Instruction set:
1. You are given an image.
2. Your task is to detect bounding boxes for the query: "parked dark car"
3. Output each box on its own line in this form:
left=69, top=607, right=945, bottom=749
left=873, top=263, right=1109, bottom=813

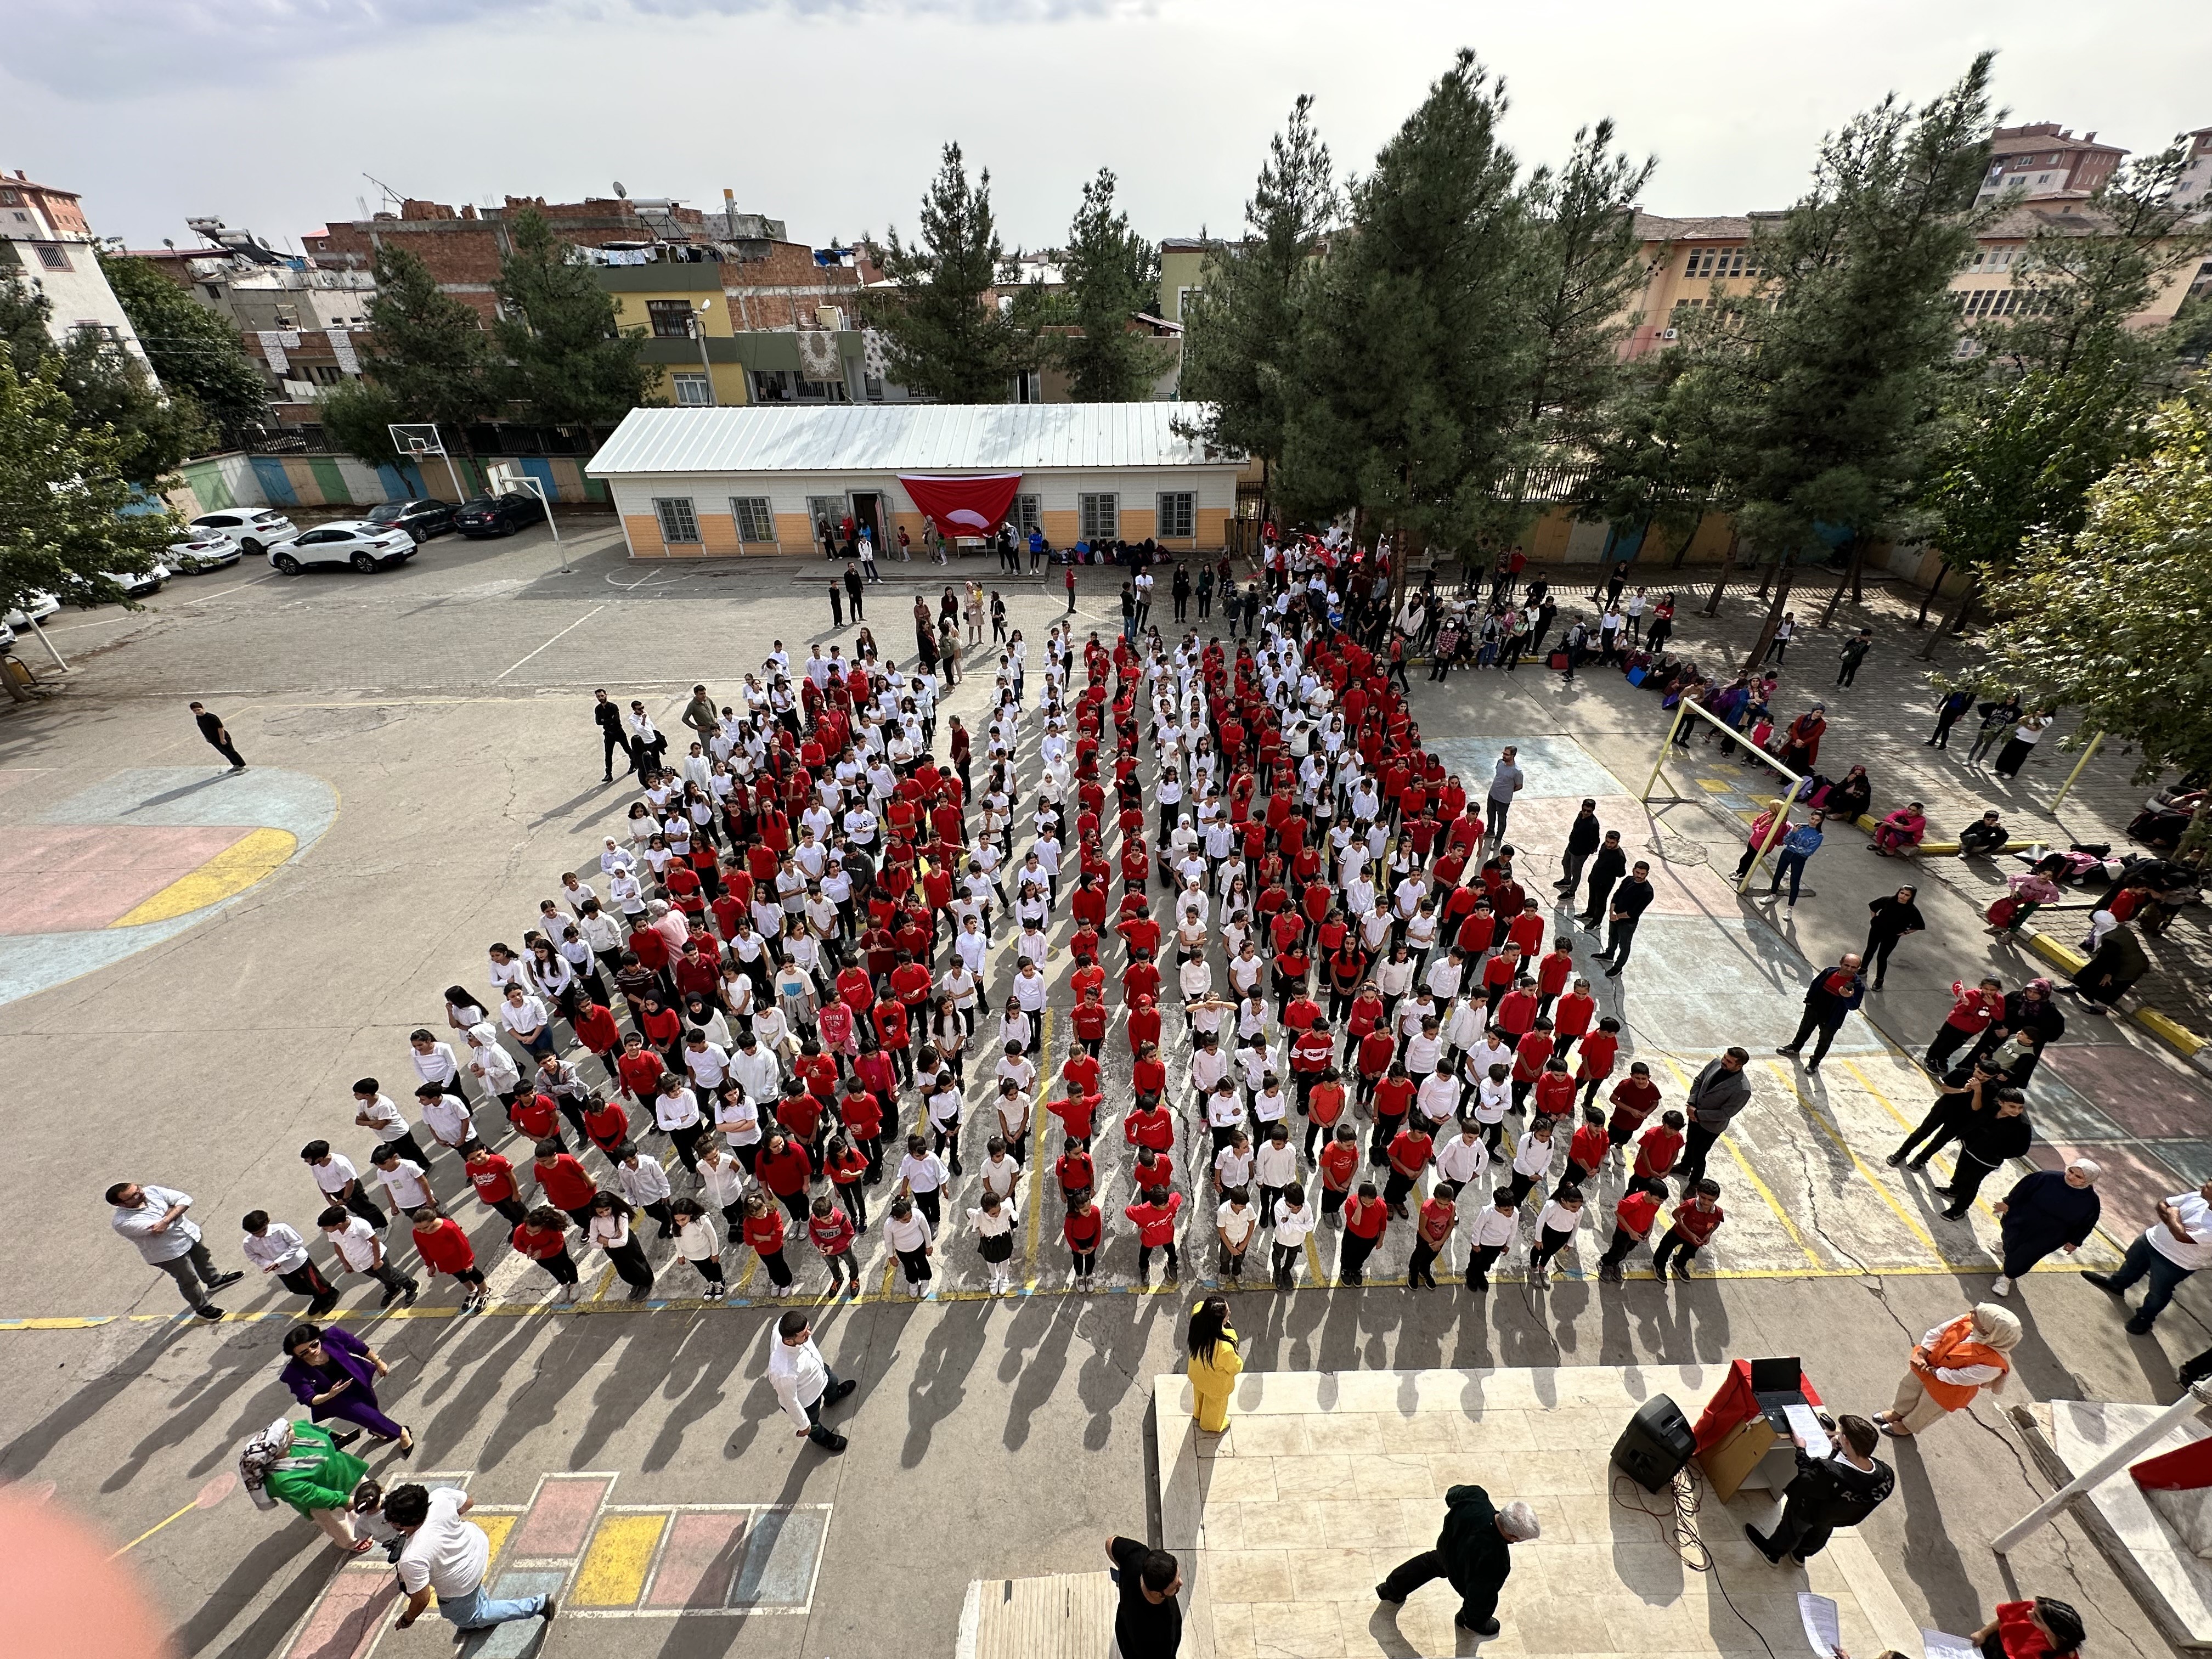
left=453, top=493, right=544, bottom=538
left=364, top=498, right=456, bottom=542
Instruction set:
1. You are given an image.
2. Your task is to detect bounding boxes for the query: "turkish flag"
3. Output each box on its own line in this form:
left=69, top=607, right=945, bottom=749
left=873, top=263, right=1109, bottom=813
left=898, top=473, right=1023, bottom=540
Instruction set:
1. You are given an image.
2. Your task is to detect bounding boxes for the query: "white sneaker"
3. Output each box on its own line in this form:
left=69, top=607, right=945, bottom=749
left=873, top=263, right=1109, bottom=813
left=1991, top=1275, right=2012, bottom=1297
left=562, top=1282, right=582, bottom=1302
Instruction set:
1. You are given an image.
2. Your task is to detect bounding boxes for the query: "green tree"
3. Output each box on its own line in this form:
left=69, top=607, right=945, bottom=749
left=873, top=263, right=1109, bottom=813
left=1571, top=309, right=1733, bottom=566
left=101, top=253, right=270, bottom=443
left=492, top=208, right=652, bottom=432
left=1506, top=120, right=1655, bottom=505
left=0, top=353, right=178, bottom=613
left=1972, top=397, right=2212, bottom=843
left=866, top=144, right=1030, bottom=403
left=2, top=272, right=205, bottom=486
left=1050, top=167, right=1170, bottom=402
left=1914, top=139, right=2212, bottom=653
left=1282, top=50, right=1531, bottom=558
left=1179, top=94, right=1339, bottom=523
left=354, top=242, right=493, bottom=450
left=1706, top=55, right=1996, bottom=647
left=314, top=376, right=408, bottom=471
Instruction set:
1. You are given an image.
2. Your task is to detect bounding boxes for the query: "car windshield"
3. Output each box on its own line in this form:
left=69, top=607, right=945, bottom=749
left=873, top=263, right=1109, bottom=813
left=459, top=498, right=496, bottom=512
left=365, top=503, right=405, bottom=523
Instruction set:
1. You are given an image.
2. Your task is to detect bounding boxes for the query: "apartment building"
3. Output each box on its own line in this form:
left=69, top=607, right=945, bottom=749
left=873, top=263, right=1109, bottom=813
left=0, top=168, right=150, bottom=363
left=2175, top=127, right=2212, bottom=222
left=1974, top=123, right=2127, bottom=207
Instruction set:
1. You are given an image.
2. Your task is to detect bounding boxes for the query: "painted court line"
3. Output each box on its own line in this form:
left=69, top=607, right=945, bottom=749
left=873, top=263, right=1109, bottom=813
left=494, top=605, right=605, bottom=682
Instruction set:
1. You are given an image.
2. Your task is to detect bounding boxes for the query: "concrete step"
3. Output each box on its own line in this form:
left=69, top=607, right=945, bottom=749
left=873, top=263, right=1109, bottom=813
left=960, top=1570, right=1117, bottom=1659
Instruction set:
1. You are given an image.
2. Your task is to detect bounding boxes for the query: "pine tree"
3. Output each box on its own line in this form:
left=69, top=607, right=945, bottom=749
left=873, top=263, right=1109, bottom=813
left=492, top=208, right=652, bottom=433
left=1506, top=121, right=1656, bottom=502
left=357, top=242, right=493, bottom=447
left=1180, top=94, right=1339, bottom=520
left=0, top=353, right=179, bottom=612
left=1706, top=55, right=1996, bottom=645
left=866, top=144, right=1028, bottom=403
left=102, top=253, right=271, bottom=443
left=1572, top=312, right=1733, bottom=566
left=1282, top=50, right=1531, bottom=557
left=1053, top=168, right=1170, bottom=402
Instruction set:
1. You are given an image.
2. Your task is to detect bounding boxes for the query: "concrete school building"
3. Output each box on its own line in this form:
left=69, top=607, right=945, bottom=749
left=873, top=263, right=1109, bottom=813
left=585, top=402, right=1243, bottom=559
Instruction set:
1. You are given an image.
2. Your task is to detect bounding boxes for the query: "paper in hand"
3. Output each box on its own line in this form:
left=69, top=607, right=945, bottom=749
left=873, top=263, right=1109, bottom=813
left=1785, top=1402, right=1832, bottom=1461
left=1799, top=1592, right=1842, bottom=1657
left=1923, top=1630, right=1979, bottom=1659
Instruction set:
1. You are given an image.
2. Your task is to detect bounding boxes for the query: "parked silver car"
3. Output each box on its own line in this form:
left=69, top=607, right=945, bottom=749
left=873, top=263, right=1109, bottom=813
left=167, top=533, right=242, bottom=573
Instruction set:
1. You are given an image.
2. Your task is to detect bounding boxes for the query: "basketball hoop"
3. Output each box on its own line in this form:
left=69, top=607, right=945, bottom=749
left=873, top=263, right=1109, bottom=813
left=386, top=422, right=466, bottom=506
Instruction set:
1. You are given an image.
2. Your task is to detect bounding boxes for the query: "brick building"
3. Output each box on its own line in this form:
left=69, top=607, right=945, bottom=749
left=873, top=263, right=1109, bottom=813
left=1973, top=123, right=2128, bottom=207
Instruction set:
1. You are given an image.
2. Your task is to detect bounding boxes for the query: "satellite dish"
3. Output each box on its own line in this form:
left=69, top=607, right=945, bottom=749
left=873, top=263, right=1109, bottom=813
left=613, top=182, right=628, bottom=198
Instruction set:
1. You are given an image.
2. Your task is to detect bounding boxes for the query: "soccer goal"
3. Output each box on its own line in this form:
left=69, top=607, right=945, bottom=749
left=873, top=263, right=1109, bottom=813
left=1637, top=694, right=1809, bottom=893
left=387, top=422, right=468, bottom=504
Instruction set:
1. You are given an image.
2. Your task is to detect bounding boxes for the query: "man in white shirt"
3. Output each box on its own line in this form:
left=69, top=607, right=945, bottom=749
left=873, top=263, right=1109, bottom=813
left=766, top=1309, right=860, bottom=1451
left=1434, top=1124, right=1492, bottom=1195
left=388, top=1484, right=554, bottom=1632
left=1466, top=1188, right=1520, bottom=1289
left=241, top=1211, right=338, bottom=1314
left=108, top=1181, right=240, bottom=1317
left=353, top=1078, right=435, bottom=1171
left=2086, top=1177, right=2212, bottom=1333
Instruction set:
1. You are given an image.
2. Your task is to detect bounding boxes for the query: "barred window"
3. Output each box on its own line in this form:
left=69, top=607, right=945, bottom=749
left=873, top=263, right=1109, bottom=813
left=730, top=496, right=776, bottom=543
left=1156, top=492, right=1196, bottom=539
left=654, top=498, right=701, bottom=544
left=1079, top=493, right=1118, bottom=540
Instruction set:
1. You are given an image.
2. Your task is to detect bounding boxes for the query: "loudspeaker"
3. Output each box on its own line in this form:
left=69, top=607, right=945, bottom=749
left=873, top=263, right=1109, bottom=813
left=1611, top=1393, right=1695, bottom=1493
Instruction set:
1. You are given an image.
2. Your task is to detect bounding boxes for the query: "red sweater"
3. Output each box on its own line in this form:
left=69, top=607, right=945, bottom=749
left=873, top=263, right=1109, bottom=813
left=533, top=1155, right=596, bottom=1211
left=755, top=1142, right=812, bottom=1197
left=1124, top=1192, right=1183, bottom=1246
left=1668, top=1201, right=1724, bottom=1245
left=413, top=1218, right=477, bottom=1274
left=743, top=1210, right=787, bottom=1255
left=1634, top=1125, right=1684, bottom=1178
left=1344, top=1196, right=1389, bottom=1241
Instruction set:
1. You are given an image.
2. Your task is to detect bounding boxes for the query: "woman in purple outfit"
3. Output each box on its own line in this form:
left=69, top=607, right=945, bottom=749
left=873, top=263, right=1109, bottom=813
left=279, top=1323, right=415, bottom=1455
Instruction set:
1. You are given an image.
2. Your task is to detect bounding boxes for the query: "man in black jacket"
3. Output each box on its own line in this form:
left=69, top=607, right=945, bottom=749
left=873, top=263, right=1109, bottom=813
left=1596, top=860, right=1655, bottom=977
left=842, top=562, right=865, bottom=620
left=1936, top=1088, right=2032, bottom=1218
left=592, top=690, right=626, bottom=782
left=1556, top=800, right=1604, bottom=896
left=1777, top=955, right=1865, bottom=1071
left=1746, top=1414, right=1893, bottom=1565
left=1578, top=831, right=1627, bottom=927
left=1376, top=1485, right=1538, bottom=1637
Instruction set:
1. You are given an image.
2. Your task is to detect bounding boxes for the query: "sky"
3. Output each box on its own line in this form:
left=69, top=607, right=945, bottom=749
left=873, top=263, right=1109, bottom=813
left=4, top=0, right=2209, bottom=256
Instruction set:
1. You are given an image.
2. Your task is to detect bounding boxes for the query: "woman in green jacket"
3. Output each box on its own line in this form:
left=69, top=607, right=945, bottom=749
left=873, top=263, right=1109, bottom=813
left=240, top=1416, right=373, bottom=1553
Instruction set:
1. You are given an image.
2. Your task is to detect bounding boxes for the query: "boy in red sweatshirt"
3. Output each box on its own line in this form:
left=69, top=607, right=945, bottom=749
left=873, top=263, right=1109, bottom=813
left=1597, top=1176, right=1669, bottom=1283
left=1652, top=1179, right=1724, bottom=1280
left=1634, top=1110, right=1687, bottom=1182
left=410, top=1201, right=489, bottom=1314
left=1566, top=1106, right=1611, bottom=1188
left=1124, top=1099, right=1175, bottom=1157
left=1575, top=1017, right=1622, bottom=1106
left=808, top=1193, right=860, bottom=1296
left=1339, top=1182, right=1389, bottom=1285
left=1124, top=1186, right=1183, bottom=1286
left=1535, top=938, right=1575, bottom=1018
left=1606, top=1062, right=1663, bottom=1162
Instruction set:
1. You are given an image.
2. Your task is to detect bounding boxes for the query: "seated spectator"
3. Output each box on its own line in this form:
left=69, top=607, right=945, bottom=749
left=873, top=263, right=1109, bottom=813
left=1958, top=810, right=2008, bottom=857
left=1870, top=802, right=1928, bottom=857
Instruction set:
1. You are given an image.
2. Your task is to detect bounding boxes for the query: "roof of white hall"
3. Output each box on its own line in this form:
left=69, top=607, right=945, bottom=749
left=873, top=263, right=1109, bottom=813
left=586, top=402, right=1235, bottom=477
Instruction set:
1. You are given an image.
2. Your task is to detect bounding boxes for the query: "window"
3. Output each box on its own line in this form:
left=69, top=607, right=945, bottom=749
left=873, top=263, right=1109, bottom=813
left=654, top=498, right=701, bottom=544
left=1079, top=493, right=1118, bottom=540
left=1156, top=492, right=1196, bottom=539
left=730, top=496, right=776, bottom=544
left=647, top=299, right=697, bottom=338
left=35, top=244, right=68, bottom=271
left=311, top=364, right=345, bottom=385
left=1176, top=285, right=1204, bottom=320
left=807, top=496, right=846, bottom=537
left=1011, top=494, right=1042, bottom=537
left=0, top=189, right=16, bottom=206
left=671, top=372, right=712, bottom=405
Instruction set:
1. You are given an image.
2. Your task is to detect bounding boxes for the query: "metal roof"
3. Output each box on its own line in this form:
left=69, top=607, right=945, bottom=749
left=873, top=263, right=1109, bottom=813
left=586, top=402, right=1233, bottom=477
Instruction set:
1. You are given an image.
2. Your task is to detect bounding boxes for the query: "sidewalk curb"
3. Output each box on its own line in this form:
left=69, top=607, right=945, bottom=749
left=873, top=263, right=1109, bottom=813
left=2019, top=926, right=2211, bottom=1066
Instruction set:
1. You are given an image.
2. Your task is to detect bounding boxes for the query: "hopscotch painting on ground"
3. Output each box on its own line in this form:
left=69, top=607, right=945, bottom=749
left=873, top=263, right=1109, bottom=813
left=277, top=1472, right=830, bottom=1659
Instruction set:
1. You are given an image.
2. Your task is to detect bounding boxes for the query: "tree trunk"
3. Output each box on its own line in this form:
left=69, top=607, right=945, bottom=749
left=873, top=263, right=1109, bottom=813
left=1912, top=558, right=1945, bottom=629
left=1756, top=549, right=1779, bottom=601
left=1745, top=566, right=1796, bottom=672
left=1851, top=541, right=1868, bottom=603
left=1701, top=524, right=1739, bottom=618
left=1917, top=567, right=1980, bottom=660
left=1819, top=537, right=1863, bottom=628
left=1671, top=511, right=1698, bottom=569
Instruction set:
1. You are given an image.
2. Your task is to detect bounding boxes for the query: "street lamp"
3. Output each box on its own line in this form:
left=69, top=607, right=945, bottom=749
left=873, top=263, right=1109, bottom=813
left=687, top=299, right=716, bottom=407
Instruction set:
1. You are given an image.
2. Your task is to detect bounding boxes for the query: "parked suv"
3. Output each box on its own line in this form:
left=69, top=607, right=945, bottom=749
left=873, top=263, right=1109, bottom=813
left=365, top=498, right=457, bottom=542
left=270, top=521, right=417, bottom=574
left=188, top=508, right=300, bottom=556
left=453, top=493, right=544, bottom=538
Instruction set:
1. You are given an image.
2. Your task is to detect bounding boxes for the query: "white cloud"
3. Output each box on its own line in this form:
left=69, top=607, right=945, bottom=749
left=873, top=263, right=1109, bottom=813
left=3, top=0, right=2205, bottom=258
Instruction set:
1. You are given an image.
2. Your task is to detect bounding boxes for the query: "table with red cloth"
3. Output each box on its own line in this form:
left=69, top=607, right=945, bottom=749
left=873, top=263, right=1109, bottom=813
left=1691, top=1358, right=1827, bottom=1455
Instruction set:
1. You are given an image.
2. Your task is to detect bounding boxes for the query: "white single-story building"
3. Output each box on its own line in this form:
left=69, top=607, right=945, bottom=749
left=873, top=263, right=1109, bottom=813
left=584, top=402, right=1244, bottom=558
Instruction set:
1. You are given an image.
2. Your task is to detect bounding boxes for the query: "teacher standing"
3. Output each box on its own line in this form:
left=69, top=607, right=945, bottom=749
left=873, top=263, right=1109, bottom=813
left=280, top=1322, right=415, bottom=1455
left=1186, top=1297, right=1242, bottom=1434
left=1990, top=1161, right=2101, bottom=1298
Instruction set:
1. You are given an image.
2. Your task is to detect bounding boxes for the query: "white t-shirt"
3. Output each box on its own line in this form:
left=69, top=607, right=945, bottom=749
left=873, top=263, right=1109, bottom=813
left=2148, top=1193, right=2212, bottom=1271
left=397, top=1488, right=488, bottom=1598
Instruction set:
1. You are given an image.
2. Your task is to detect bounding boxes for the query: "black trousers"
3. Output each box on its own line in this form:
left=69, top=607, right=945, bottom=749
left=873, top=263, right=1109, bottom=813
left=1678, top=1122, right=1720, bottom=1190
left=205, top=734, right=246, bottom=766
left=1784, top=1009, right=1842, bottom=1064
left=801, top=1367, right=848, bottom=1448
left=1600, top=917, right=1638, bottom=967
left=1894, top=1102, right=1960, bottom=1165
left=601, top=729, right=624, bottom=777
left=1752, top=1499, right=1836, bottom=1564
left=1466, top=1245, right=1505, bottom=1289
left=1378, top=1550, right=1500, bottom=1629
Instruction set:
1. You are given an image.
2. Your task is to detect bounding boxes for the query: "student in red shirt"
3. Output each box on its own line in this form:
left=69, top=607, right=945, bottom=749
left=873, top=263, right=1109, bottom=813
left=1305, top=1067, right=1347, bottom=1161
left=1049, top=1086, right=1100, bottom=1150
left=509, top=1088, right=562, bottom=1147
left=1606, top=1062, right=1662, bottom=1153
left=809, top=1193, right=861, bottom=1297
left=1510, top=1019, right=1556, bottom=1112
left=1535, top=939, right=1575, bottom=1015
left=1483, top=948, right=1523, bottom=1017
left=741, top=1190, right=795, bottom=1297
left=582, top=1095, right=630, bottom=1159
left=1384, top=1122, right=1434, bottom=1217
left=754, top=1129, right=814, bottom=1225
left=1550, top=979, right=1596, bottom=1059
left=1132, top=1040, right=1167, bottom=1102
left=1652, top=1179, right=1725, bottom=1279
left=1124, top=1186, right=1183, bottom=1286
left=1056, top=1137, right=1097, bottom=1201
left=1634, top=1110, right=1688, bottom=1182
left=1598, top=1176, right=1670, bottom=1282
left=1070, top=988, right=1109, bottom=1058
left=532, top=1139, right=599, bottom=1226
left=1576, top=1017, right=1623, bottom=1105
left=511, top=1207, right=583, bottom=1301
left=1124, top=1099, right=1175, bottom=1156
left=1355, top=1025, right=1396, bottom=1108
left=1533, top=1057, right=1578, bottom=1122
left=1126, top=993, right=1162, bottom=1054
left=1369, top=1063, right=1417, bottom=1166
left=823, top=1131, right=869, bottom=1228
left=572, top=1002, right=624, bottom=1086
left=1566, top=1106, right=1611, bottom=1187
left=410, top=1201, right=489, bottom=1314
left=465, top=1144, right=527, bottom=1224
left=1064, top=1195, right=1104, bottom=1289
left=1339, top=1182, right=1389, bottom=1285
left=1406, top=1182, right=1459, bottom=1289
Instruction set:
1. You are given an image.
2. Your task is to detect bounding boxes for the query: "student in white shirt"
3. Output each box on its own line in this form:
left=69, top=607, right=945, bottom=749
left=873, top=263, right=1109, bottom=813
left=896, top=1134, right=950, bottom=1229
left=1271, top=1183, right=1314, bottom=1289
left=353, top=1080, right=435, bottom=1172
left=884, top=1195, right=935, bottom=1297
left=318, top=1205, right=417, bottom=1306
left=370, top=1148, right=434, bottom=1213
left=969, top=1190, right=1019, bottom=1293
left=1509, top=1117, right=1558, bottom=1207
left=1252, top=1122, right=1299, bottom=1220
left=1435, top=1123, right=1492, bottom=1195
left=1217, top=1190, right=1257, bottom=1282
left=1214, top=1131, right=1255, bottom=1198
left=1466, top=1187, right=1520, bottom=1290
left=241, top=1210, right=338, bottom=1313
left=1529, top=1187, right=1587, bottom=1284
left=667, top=1197, right=726, bottom=1297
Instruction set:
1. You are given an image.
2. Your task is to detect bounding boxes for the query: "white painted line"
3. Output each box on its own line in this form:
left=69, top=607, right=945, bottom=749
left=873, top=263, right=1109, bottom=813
left=494, top=605, right=606, bottom=682
left=181, top=572, right=280, bottom=604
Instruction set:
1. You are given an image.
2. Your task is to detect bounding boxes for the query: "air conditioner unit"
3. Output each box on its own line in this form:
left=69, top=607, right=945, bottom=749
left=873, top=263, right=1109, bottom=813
left=1657, top=328, right=1679, bottom=341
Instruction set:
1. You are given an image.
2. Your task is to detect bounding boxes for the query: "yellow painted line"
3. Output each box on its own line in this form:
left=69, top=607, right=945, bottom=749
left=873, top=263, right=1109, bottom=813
left=1839, top=1059, right=1999, bottom=1227
left=1023, top=1007, right=1054, bottom=1283
left=1695, top=779, right=1735, bottom=794
left=1, top=1317, right=113, bottom=1330
left=2136, top=1008, right=2209, bottom=1054
left=572, top=1511, right=668, bottom=1605
left=108, top=826, right=296, bottom=927
left=590, top=1267, right=616, bottom=1303
left=470, top=1511, right=520, bottom=1566
left=108, top=1498, right=201, bottom=1558
left=1654, top=1056, right=1821, bottom=1270
left=1766, top=1062, right=1957, bottom=1266
left=2023, top=931, right=2086, bottom=973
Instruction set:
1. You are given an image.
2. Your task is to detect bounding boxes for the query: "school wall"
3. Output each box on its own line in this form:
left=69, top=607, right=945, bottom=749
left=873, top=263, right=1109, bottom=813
left=601, top=465, right=1243, bottom=559
left=156, top=451, right=613, bottom=518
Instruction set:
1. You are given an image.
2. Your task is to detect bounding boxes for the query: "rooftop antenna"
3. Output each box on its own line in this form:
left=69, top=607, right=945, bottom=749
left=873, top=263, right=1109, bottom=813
left=362, top=171, right=404, bottom=211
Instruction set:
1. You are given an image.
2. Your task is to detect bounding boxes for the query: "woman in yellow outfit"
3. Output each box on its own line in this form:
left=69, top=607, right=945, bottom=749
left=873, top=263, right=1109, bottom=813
left=1187, top=1295, right=1242, bottom=1432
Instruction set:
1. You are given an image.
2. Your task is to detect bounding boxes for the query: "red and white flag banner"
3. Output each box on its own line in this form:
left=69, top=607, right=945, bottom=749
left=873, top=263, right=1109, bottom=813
left=897, top=473, right=1024, bottom=540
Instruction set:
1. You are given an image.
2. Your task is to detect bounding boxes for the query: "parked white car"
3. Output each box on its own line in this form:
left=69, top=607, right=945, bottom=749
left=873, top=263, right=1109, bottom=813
left=270, top=521, right=417, bottom=574
left=189, top=508, right=299, bottom=556
left=4, top=590, right=59, bottom=628
left=166, top=533, right=242, bottom=573
left=104, top=565, right=170, bottom=598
